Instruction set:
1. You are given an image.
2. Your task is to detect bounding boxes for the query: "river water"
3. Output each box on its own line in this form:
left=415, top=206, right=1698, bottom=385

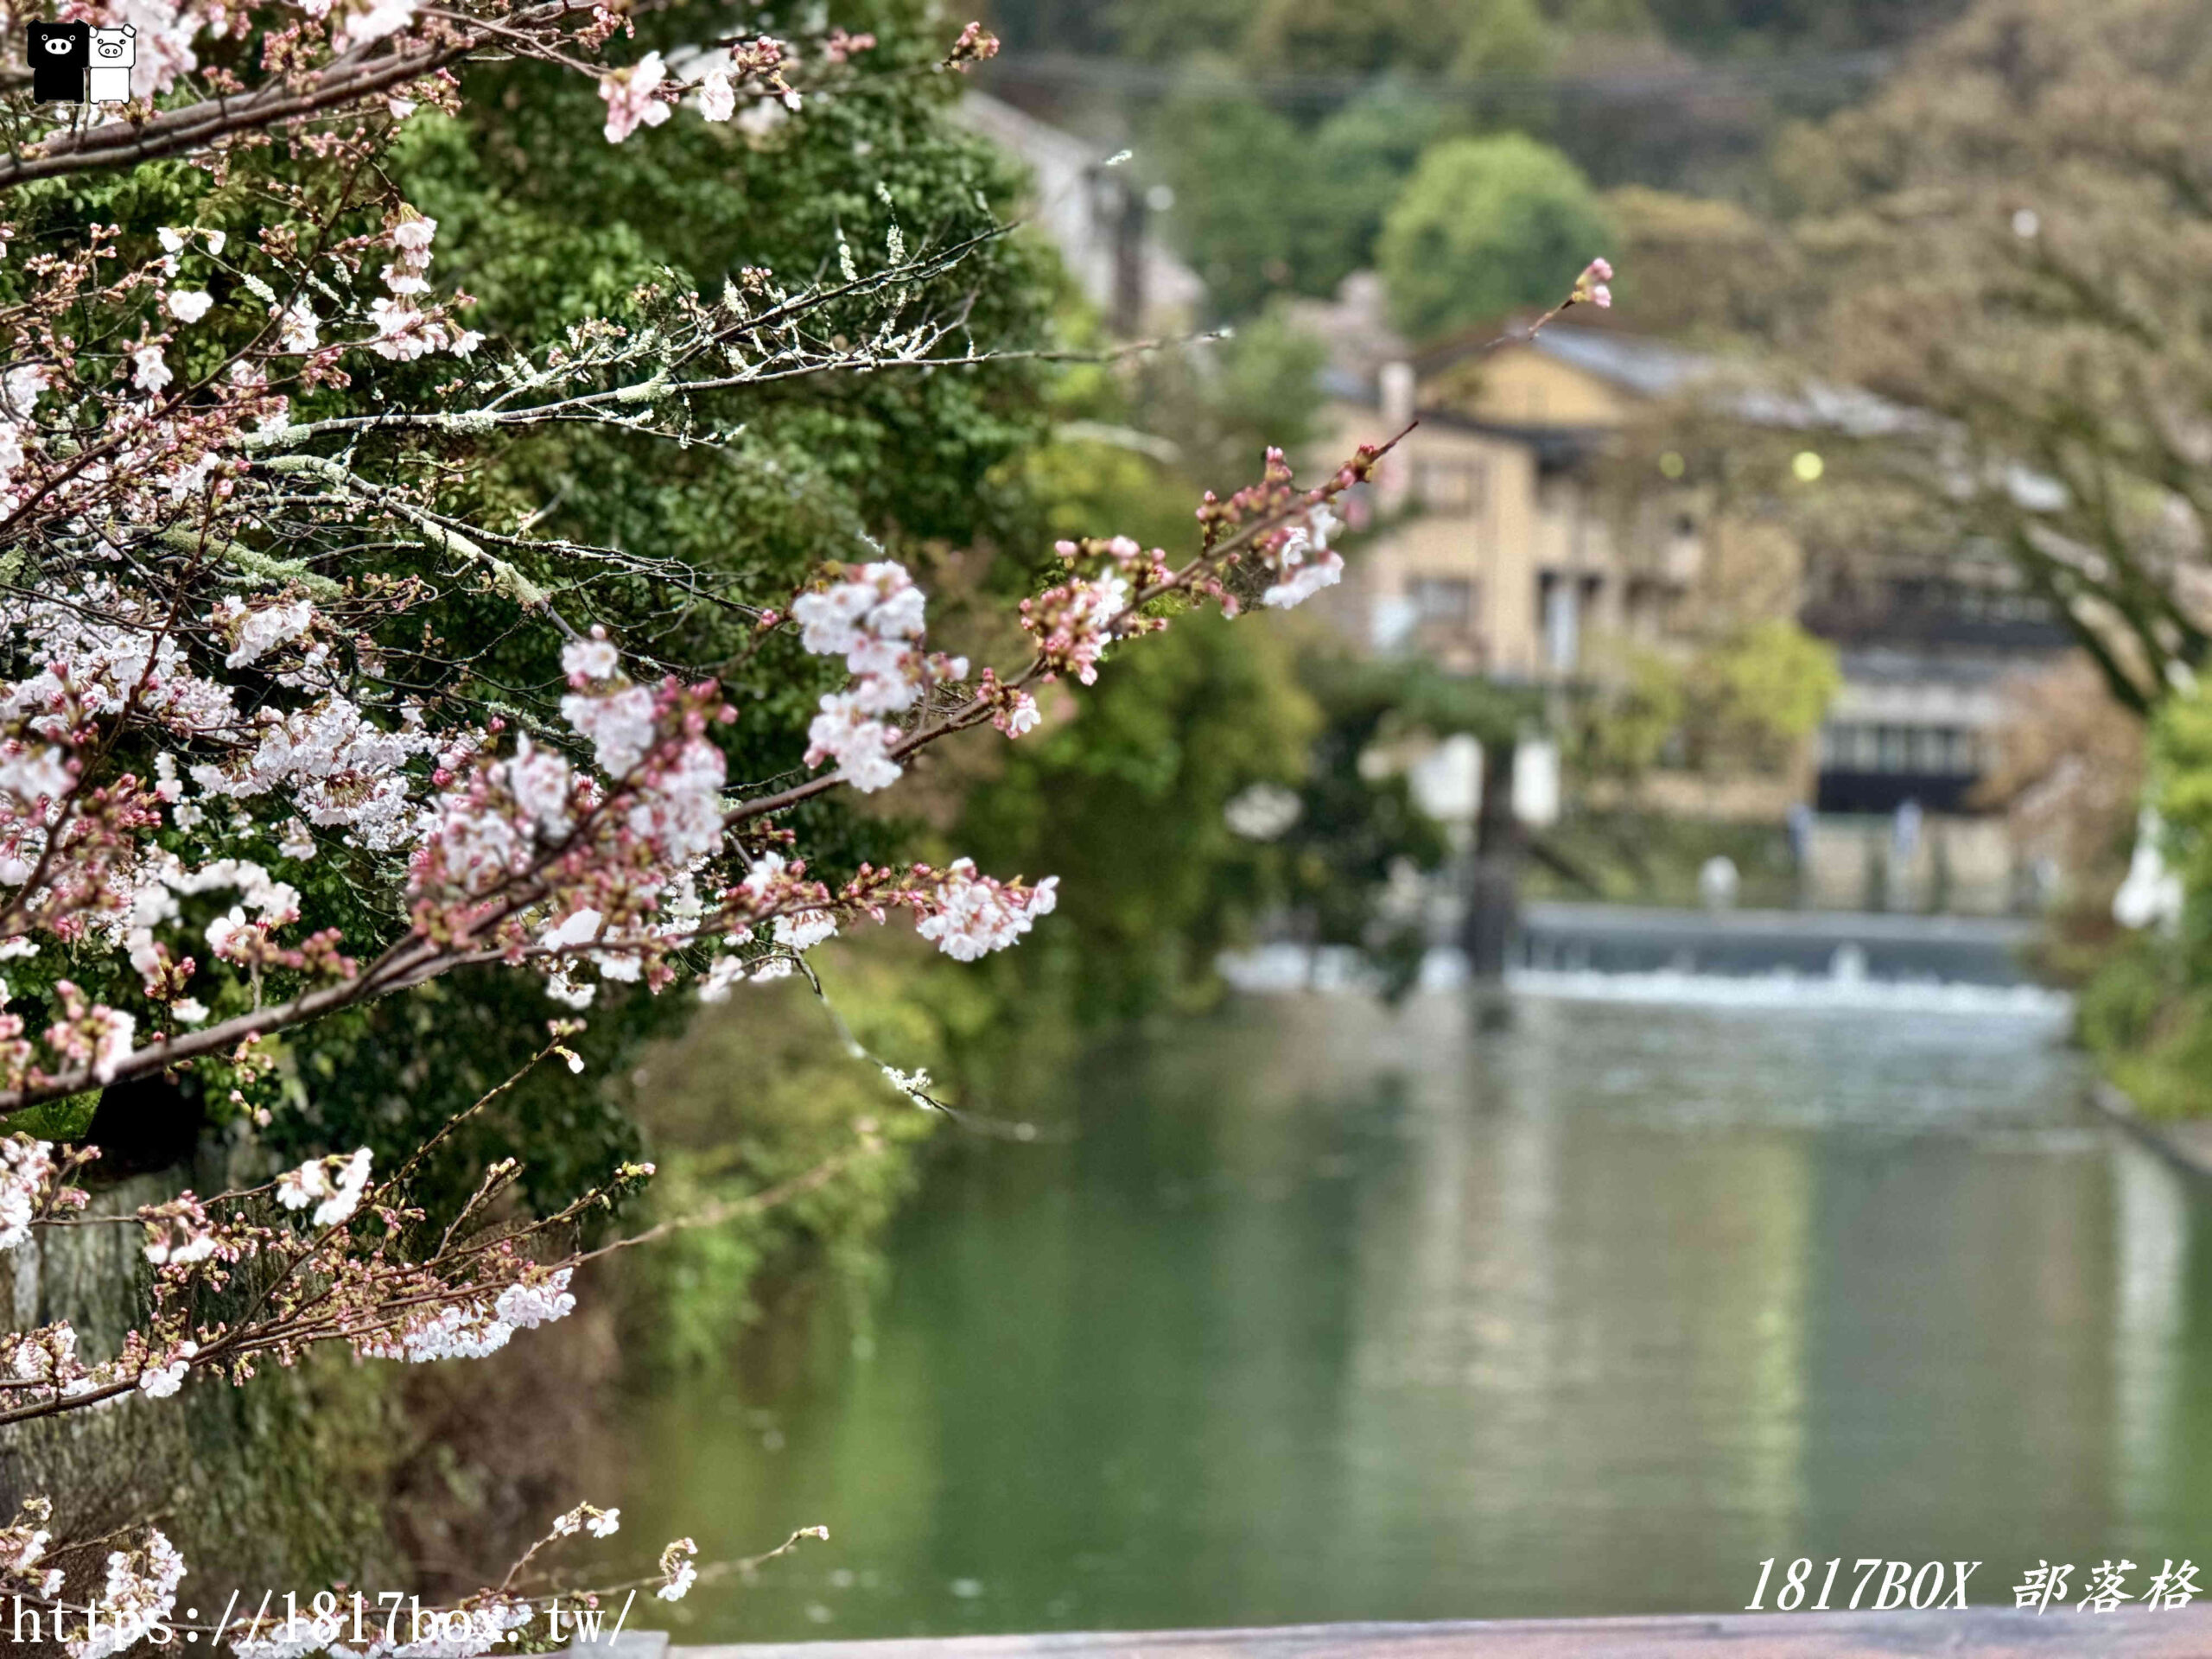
left=616, top=983, right=2212, bottom=1641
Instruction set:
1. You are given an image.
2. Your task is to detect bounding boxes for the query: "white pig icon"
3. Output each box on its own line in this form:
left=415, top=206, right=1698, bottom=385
left=88, top=25, right=135, bottom=105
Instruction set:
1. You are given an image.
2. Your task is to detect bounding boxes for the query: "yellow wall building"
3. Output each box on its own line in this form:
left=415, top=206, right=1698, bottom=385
left=1319, top=322, right=1718, bottom=690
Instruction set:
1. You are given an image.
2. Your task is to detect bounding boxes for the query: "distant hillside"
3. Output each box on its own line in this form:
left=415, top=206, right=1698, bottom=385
left=972, top=0, right=1968, bottom=196
left=982, top=0, right=1968, bottom=66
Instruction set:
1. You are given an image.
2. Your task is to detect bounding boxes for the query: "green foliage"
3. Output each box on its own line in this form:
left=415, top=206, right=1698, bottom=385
left=1243, top=0, right=1472, bottom=73
left=960, top=611, right=1324, bottom=1020
left=1149, top=81, right=1465, bottom=318
left=2075, top=679, right=2212, bottom=1117
left=1450, top=0, right=1558, bottom=77
left=1152, top=93, right=1319, bottom=319
left=617, top=957, right=947, bottom=1372
left=1018, top=0, right=1954, bottom=60
left=270, top=972, right=678, bottom=1219
left=1306, top=86, right=1463, bottom=293
left=1694, top=618, right=1840, bottom=760
left=8, top=1091, right=100, bottom=1142
left=1103, top=0, right=1254, bottom=60
left=1563, top=622, right=1837, bottom=790
left=1561, top=645, right=1688, bottom=787
left=1376, top=134, right=1612, bottom=340
left=2149, top=681, right=2212, bottom=980
left=2075, top=941, right=2212, bottom=1122
left=1637, top=0, right=1961, bottom=52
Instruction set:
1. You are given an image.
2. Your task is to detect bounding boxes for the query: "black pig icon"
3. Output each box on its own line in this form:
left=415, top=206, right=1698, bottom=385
left=29, top=21, right=90, bottom=103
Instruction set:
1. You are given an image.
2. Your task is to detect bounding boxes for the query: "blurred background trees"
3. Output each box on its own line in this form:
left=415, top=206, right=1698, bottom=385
left=1376, top=136, right=1613, bottom=340
left=1755, top=0, right=2212, bottom=1108
left=962, top=0, right=2212, bottom=1104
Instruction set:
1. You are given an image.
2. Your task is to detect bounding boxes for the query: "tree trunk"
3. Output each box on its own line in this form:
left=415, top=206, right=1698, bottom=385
left=1461, top=736, right=1522, bottom=980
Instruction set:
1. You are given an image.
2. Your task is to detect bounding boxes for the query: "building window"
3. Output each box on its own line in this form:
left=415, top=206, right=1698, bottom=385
left=1819, top=722, right=1982, bottom=777
left=1410, top=576, right=1476, bottom=632
left=1414, top=459, right=1486, bottom=515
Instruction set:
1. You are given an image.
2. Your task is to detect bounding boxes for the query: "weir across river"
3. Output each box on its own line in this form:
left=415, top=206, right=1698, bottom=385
left=1514, top=899, right=2041, bottom=987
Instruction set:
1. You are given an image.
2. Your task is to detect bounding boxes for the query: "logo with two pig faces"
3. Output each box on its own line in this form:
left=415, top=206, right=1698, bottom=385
left=24, top=18, right=132, bottom=103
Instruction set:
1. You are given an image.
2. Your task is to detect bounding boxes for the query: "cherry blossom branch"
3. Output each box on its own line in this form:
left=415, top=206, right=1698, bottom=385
left=0, top=265, right=1599, bottom=1122
left=0, top=430, right=1396, bottom=1116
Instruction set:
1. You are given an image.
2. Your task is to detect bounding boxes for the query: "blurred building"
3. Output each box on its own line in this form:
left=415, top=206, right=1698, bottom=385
left=1293, top=275, right=1722, bottom=684
left=1340, top=322, right=1713, bottom=685
left=1795, top=550, right=2074, bottom=912
left=1300, top=276, right=2075, bottom=913
left=1301, top=283, right=1800, bottom=810
left=953, top=92, right=1203, bottom=338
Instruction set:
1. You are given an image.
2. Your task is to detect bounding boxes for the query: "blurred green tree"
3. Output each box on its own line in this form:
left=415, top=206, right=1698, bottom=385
left=1376, top=133, right=1613, bottom=339
left=1685, top=619, right=1841, bottom=772
left=1153, top=93, right=1312, bottom=319
left=1149, top=80, right=1465, bottom=315
left=1450, top=0, right=1560, bottom=77
left=1308, top=85, right=1464, bottom=292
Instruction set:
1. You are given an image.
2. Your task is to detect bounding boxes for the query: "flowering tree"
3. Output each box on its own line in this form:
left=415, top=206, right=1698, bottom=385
left=0, top=0, right=1454, bottom=1629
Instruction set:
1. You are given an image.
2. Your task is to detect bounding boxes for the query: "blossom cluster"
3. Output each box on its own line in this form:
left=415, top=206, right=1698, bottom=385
left=1259, top=506, right=1343, bottom=610
left=600, top=52, right=676, bottom=144
left=606, top=28, right=836, bottom=143
left=658, top=1537, right=700, bottom=1602
left=1020, top=536, right=1173, bottom=686
left=140, top=1192, right=224, bottom=1268
left=795, top=561, right=968, bottom=792
left=352, top=1266, right=577, bottom=1364
left=414, top=650, right=736, bottom=1000
left=0, top=1135, right=65, bottom=1249
left=276, top=1147, right=373, bottom=1227
left=944, top=21, right=1000, bottom=69
left=912, top=859, right=1059, bottom=963
left=693, top=849, right=842, bottom=995
left=0, top=1497, right=61, bottom=1599
left=369, top=214, right=483, bottom=361
left=1572, top=257, right=1614, bottom=309
left=3, top=1312, right=204, bottom=1409
left=74, top=1529, right=187, bottom=1659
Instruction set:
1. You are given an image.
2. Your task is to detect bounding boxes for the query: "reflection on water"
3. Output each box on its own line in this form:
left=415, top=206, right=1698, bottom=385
left=617, top=992, right=2212, bottom=1641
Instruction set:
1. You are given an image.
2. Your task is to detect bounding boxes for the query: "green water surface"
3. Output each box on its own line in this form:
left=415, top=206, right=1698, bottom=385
left=617, top=991, right=2212, bottom=1640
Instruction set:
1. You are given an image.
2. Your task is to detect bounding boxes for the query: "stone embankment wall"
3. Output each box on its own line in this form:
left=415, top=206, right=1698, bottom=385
left=0, top=1157, right=398, bottom=1600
